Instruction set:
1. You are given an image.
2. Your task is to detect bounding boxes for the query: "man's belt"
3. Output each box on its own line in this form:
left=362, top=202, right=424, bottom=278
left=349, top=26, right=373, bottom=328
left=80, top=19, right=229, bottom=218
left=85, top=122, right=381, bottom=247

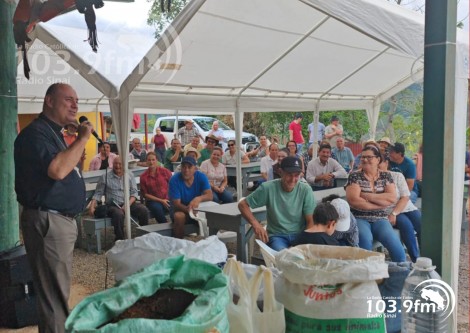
left=24, top=207, right=76, bottom=218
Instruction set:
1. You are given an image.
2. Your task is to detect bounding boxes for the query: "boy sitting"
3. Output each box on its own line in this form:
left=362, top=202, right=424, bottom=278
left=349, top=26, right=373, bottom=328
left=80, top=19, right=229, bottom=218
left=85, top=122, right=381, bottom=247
left=293, top=202, right=340, bottom=246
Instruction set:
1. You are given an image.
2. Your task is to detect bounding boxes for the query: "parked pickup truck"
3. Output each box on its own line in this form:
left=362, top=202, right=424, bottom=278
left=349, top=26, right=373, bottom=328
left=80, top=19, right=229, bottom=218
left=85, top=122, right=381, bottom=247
left=154, top=116, right=259, bottom=152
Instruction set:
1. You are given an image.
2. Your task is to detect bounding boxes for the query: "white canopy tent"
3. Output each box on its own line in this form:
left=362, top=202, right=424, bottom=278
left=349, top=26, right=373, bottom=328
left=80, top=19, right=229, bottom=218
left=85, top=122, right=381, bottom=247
left=17, top=0, right=468, bottom=291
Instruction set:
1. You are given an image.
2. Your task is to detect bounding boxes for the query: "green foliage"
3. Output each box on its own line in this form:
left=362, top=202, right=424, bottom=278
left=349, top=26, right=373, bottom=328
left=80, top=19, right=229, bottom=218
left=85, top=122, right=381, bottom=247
left=378, top=84, right=423, bottom=155
left=147, top=0, right=188, bottom=38
left=318, top=110, right=369, bottom=143
left=256, top=110, right=369, bottom=145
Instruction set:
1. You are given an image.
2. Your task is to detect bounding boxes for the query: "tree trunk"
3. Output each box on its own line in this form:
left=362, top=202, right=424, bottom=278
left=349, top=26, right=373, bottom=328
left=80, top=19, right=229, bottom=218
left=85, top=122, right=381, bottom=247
left=0, top=1, right=20, bottom=252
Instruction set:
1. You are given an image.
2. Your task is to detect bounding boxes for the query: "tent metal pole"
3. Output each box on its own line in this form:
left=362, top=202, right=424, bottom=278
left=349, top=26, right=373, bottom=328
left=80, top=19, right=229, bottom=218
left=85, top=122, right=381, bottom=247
left=234, top=100, right=243, bottom=201
left=422, top=4, right=460, bottom=328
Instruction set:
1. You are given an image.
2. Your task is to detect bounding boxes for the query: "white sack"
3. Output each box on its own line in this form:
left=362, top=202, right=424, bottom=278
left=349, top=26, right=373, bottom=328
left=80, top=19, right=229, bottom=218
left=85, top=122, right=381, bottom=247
left=107, top=233, right=228, bottom=281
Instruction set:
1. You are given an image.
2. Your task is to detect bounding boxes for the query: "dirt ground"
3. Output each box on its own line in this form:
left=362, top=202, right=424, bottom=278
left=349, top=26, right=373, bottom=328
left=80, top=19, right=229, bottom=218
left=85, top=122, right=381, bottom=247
left=1, top=240, right=468, bottom=333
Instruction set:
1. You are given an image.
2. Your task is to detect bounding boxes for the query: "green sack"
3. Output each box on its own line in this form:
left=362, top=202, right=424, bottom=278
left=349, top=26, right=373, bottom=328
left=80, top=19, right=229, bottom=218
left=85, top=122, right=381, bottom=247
left=65, top=256, right=230, bottom=333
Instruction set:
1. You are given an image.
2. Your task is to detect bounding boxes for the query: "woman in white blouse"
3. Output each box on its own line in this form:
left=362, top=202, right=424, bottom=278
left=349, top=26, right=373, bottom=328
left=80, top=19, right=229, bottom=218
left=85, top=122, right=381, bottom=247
left=200, top=147, right=233, bottom=203
left=380, top=159, right=421, bottom=262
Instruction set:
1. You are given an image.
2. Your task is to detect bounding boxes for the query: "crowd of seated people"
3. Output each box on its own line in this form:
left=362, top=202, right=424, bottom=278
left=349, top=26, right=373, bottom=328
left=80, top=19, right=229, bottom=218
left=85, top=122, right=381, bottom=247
left=85, top=119, right=425, bottom=262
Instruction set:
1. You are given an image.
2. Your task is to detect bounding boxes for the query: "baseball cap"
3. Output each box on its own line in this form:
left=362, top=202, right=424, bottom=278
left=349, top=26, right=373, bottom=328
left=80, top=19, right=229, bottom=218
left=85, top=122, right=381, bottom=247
left=181, top=156, right=197, bottom=166
left=331, top=115, right=339, bottom=121
left=280, top=156, right=302, bottom=173
left=378, top=137, right=391, bottom=145
left=390, top=142, right=405, bottom=154
left=330, top=198, right=351, bottom=232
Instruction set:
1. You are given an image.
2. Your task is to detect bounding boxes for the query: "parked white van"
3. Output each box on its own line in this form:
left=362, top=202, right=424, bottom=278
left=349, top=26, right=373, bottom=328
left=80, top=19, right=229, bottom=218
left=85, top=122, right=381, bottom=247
left=154, top=116, right=259, bottom=151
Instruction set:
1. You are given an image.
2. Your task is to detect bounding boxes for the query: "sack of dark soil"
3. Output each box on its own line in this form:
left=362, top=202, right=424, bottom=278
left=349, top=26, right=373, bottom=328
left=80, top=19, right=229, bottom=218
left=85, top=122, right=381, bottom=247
left=65, top=256, right=230, bottom=332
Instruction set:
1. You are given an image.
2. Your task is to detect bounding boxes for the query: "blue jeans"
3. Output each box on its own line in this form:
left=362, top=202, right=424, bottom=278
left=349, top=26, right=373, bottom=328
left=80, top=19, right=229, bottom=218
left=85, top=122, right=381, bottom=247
left=410, top=190, right=418, bottom=204
left=296, top=143, right=304, bottom=153
left=395, top=210, right=421, bottom=262
left=212, top=190, right=234, bottom=204
left=146, top=201, right=173, bottom=224
left=268, top=233, right=300, bottom=251
left=357, top=218, right=406, bottom=262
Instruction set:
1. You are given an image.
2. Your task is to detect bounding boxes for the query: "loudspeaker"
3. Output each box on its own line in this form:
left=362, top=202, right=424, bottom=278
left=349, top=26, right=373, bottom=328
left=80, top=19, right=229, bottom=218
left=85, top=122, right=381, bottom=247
left=0, top=246, right=38, bottom=328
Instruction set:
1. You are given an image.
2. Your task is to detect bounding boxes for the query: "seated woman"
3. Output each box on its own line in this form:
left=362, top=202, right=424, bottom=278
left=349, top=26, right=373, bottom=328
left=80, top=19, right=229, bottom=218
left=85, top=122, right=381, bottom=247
left=380, top=159, right=421, bottom=262
left=222, top=139, right=249, bottom=188
left=88, top=142, right=117, bottom=171
left=140, top=152, right=173, bottom=224
left=286, top=140, right=305, bottom=175
left=345, top=146, right=406, bottom=262
left=200, top=147, right=233, bottom=204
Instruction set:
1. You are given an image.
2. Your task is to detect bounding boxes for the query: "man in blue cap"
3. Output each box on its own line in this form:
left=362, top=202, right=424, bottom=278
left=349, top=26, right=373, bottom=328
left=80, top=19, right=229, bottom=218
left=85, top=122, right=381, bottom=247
left=169, top=156, right=213, bottom=238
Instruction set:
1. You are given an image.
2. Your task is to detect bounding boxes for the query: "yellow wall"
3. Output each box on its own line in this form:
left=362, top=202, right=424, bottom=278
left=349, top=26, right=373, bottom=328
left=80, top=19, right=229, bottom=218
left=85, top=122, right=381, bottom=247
left=18, top=111, right=102, bottom=171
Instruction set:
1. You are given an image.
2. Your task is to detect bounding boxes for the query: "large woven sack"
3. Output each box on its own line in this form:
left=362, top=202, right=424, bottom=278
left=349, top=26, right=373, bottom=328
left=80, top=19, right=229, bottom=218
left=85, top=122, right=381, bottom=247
left=275, top=245, right=389, bottom=333
left=65, top=256, right=229, bottom=333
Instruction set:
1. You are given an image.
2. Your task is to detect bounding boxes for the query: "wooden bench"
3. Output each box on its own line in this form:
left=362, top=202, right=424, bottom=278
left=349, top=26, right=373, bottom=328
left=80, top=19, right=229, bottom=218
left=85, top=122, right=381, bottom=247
left=82, top=217, right=113, bottom=254
left=136, top=222, right=200, bottom=237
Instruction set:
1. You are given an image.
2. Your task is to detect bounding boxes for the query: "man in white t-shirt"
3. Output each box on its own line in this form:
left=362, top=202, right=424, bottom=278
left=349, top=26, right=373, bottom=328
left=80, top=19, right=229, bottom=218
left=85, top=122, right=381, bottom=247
left=260, top=143, right=279, bottom=181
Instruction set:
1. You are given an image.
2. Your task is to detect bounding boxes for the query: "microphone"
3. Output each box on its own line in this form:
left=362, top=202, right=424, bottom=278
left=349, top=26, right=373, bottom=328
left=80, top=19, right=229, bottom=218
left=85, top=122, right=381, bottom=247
left=78, top=116, right=103, bottom=144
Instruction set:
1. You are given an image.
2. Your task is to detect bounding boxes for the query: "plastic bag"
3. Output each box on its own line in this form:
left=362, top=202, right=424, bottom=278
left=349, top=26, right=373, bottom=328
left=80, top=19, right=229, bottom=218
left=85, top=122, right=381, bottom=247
left=223, top=258, right=285, bottom=333
left=275, top=245, right=389, bottom=333
left=65, top=256, right=230, bottom=333
left=107, top=233, right=228, bottom=281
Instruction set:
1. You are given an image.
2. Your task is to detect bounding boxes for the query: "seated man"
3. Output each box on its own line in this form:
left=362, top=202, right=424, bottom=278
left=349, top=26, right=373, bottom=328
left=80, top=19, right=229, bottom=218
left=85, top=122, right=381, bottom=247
left=89, top=156, right=149, bottom=241
left=306, top=143, right=347, bottom=189
left=169, top=156, right=213, bottom=238
left=130, top=138, right=148, bottom=166
left=238, top=156, right=315, bottom=251
left=184, top=135, right=204, bottom=153
left=389, top=142, right=419, bottom=203
left=292, top=202, right=340, bottom=246
left=164, top=138, right=184, bottom=171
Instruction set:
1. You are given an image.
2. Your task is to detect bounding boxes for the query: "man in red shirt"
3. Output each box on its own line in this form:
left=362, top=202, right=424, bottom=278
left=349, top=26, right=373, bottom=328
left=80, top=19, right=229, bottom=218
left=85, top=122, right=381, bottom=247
left=289, top=113, right=305, bottom=153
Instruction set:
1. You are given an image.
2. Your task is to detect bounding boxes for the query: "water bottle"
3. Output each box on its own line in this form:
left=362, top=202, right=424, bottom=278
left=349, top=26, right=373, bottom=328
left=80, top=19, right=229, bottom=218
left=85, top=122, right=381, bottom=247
left=401, top=257, right=452, bottom=332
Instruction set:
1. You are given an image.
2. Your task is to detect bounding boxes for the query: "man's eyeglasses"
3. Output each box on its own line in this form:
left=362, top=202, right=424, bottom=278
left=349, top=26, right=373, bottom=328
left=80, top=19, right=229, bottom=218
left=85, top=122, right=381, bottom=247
left=228, top=143, right=235, bottom=147
left=360, top=155, right=377, bottom=160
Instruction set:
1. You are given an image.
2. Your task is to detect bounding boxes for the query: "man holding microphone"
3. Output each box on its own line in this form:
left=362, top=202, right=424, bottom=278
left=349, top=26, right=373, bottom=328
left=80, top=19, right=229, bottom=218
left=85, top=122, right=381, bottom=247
left=14, top=83, right=94, bottom=333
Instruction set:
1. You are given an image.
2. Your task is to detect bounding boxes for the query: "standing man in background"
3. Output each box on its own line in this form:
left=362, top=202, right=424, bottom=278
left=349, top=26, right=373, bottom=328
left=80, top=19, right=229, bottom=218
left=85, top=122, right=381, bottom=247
left=289, top=113, right=305, bottom=153
left=15, top=83, right=93, bottom=333
left=324, top=115, right=343, bottom=146
left=308, top=118, right=325, bottom=147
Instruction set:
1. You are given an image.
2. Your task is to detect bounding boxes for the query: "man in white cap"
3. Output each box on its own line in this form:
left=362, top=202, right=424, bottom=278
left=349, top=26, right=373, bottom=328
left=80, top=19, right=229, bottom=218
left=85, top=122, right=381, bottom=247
left=327, top=195, right=359, bottom=247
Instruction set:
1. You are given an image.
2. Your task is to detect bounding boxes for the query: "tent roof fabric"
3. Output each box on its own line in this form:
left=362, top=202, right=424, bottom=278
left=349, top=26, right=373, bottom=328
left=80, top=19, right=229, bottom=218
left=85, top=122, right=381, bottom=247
left=17, top=0, right=469, bottom=115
